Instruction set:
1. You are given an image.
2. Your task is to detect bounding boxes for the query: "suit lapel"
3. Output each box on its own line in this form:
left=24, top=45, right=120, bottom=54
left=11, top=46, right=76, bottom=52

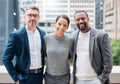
left=22, top=27, right=30, bottom=55
left=75, top=30, right=80, bottom=52
left=36, top=27, right=44, bottom=66
left=89, top=29, right=95, bottom=63
left=36, top=27, right=42, bottom=50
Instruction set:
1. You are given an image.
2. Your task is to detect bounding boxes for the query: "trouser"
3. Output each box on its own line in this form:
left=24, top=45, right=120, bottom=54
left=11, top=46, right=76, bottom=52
left=44, top=72, right=70, bottom=84
left=76, top=78, right=102, bottom=84
left=19, top=72, right=43, bottom=84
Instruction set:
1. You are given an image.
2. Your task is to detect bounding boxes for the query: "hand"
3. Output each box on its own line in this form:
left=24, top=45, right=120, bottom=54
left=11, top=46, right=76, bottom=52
left=101, top=81, right=104, bottom=84
left=100, top=80, right=104, bottom=84
left=16, top=80, right=19, bottom=84
left=98, top=79, right=103, bottom=84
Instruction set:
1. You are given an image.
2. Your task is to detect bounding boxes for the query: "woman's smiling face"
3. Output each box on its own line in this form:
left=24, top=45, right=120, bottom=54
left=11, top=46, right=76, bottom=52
left=55, top=17, right=69, bottom=37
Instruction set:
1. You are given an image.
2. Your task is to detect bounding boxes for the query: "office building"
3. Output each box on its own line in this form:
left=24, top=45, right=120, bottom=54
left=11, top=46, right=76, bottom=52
left=104, top=0, right=120, bottom=39
left=19, top=0, right=70, bottom=33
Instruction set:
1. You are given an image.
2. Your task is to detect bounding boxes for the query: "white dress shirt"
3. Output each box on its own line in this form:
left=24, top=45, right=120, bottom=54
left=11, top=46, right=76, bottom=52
left=26, top=28, right=42, bottom=69
left=76, top=31, right=97, bottom=80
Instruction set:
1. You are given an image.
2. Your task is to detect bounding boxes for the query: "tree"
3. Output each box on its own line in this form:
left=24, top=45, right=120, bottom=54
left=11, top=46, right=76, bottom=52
left=111, top=39, right=120, bottom=65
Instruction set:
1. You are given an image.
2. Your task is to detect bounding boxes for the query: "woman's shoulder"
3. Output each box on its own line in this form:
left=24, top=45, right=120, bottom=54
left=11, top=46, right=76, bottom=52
left=64, top=34, right=74, bottom=41
left=44, top=33, right=54, bottom=39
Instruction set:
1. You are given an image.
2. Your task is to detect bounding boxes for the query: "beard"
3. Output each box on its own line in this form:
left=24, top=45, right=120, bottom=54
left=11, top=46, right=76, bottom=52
left=28, top=20, right=36, bottom=27
left=78, top=22, right=87, bottom=31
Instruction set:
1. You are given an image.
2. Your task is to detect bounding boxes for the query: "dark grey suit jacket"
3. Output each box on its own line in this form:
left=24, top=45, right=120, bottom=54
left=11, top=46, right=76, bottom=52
left=71, top=28, right=113, bottom=84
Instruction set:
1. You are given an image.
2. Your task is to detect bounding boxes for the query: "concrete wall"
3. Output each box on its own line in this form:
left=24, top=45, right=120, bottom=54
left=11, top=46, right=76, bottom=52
left=0, top=66, right=120, bottom=84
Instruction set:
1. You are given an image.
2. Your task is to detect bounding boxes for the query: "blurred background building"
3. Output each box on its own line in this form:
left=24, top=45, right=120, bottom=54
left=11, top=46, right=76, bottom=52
left=104, top=0, right=120, bottom=39
left=0, top=0, right=19, bottom=65
left=19, top=0, right=95, bottom=32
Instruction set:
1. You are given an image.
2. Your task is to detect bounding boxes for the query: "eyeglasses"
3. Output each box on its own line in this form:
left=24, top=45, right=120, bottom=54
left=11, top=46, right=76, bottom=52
left=26, top=14, right=39, bottom=18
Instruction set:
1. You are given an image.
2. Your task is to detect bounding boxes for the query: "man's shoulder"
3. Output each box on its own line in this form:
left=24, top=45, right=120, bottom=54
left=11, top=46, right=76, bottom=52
left=37, top=26, right=46, bottom=35
left=91, top=28, right=108, bottom=39
left=10, top=27, right=25, bottom=35
left=72, top=29, right=79, bottom=34
left=91, top=28, right=106, bottom=35
left=37, top=26, right=45, bottom=32
left=71, top=29, right=79, bottom=38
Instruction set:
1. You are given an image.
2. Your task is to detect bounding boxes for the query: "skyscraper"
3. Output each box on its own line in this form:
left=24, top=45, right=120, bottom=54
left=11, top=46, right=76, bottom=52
left=95, top=0, right=104, bottom=29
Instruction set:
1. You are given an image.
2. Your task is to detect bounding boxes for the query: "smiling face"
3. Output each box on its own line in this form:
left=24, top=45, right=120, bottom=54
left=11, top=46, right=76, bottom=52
left=55, top=17, right=69, bottom=37
left=74, top=12, right=90, bottom=32
left=24, top=8, right=40, bottom=29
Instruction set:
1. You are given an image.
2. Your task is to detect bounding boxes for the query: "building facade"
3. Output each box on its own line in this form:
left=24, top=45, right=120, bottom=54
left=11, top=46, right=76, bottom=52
left=104, top=0, right=120, bottom=39
left=19, top=0, right=95, bottom=32
left=42, top=0, right=70, bottom=32
left=19, top=0, right=70, bottom=33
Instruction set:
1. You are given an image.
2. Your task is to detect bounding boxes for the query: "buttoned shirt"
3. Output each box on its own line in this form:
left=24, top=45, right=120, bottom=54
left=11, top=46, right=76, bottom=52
left=26, top=28, right=42, bottom=69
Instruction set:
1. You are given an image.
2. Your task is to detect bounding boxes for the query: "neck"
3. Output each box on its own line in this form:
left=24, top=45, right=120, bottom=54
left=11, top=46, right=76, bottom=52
left=55, top=33, right=64, bottom=38
left=26, top=25, right=36, bottom=32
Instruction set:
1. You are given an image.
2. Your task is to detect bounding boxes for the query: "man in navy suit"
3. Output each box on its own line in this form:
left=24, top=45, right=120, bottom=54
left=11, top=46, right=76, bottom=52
left=3, top=6, right=45, bottom=84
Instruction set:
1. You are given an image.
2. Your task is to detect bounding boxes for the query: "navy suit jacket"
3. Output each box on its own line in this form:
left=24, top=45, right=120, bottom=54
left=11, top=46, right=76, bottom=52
left=2, top=26, right=45, bottom=82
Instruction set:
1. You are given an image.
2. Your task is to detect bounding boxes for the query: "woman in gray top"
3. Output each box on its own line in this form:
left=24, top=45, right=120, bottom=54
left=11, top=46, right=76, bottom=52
left=44, top=15, right=74, bottom=84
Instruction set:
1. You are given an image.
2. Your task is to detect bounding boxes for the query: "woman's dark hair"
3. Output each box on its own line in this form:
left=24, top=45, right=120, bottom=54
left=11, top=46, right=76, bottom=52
left=56, top=14, right=70, bottom=25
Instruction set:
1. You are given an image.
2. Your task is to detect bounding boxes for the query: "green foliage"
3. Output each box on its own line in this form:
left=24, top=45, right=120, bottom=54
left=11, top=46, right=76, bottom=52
left=111, top=39, right=120, bottom=65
